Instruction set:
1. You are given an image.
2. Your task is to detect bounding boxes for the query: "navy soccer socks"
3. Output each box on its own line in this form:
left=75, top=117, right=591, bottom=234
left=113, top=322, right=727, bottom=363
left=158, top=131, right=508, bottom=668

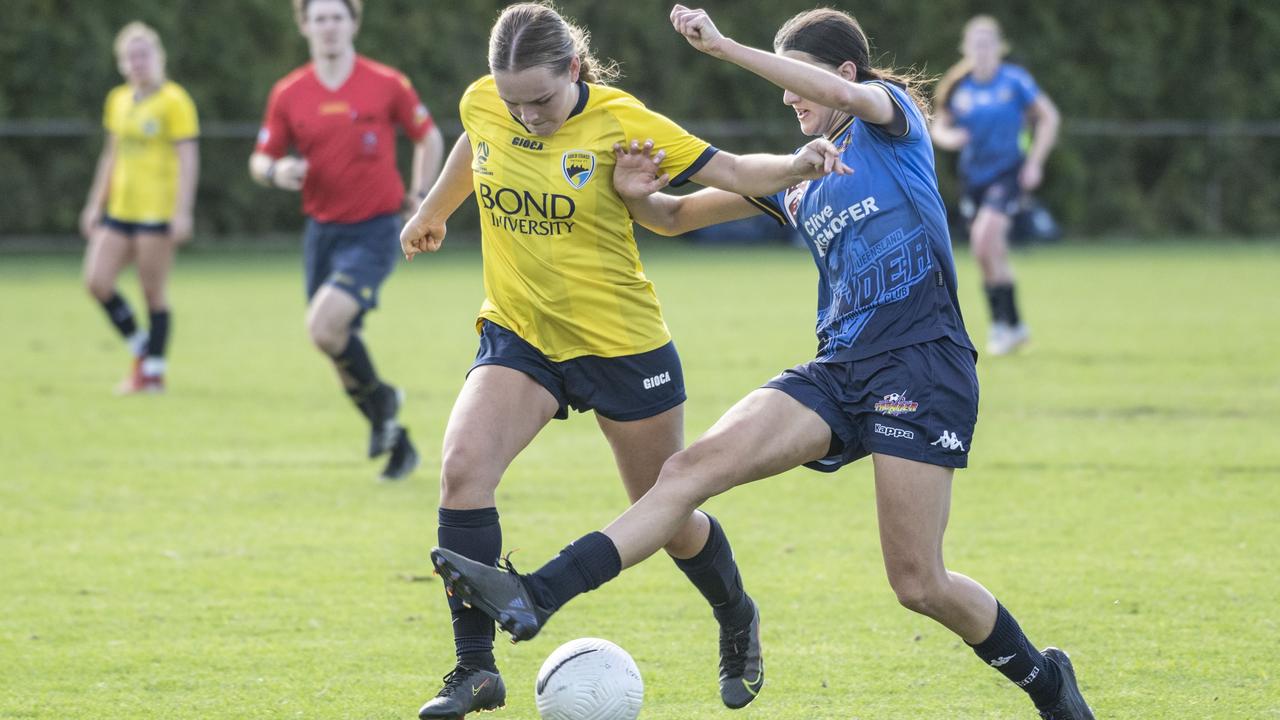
left=672, top=513, right=754, bottom=628
left=522, top=531, right=622, bottom=613
left=968, top=601, right=1061, bottom=709
left=336, top=335, right=382, bottom=419
left=985, top=283, right=1021, bottom=326
left=438, top=507, right=502, bottom=670
left=99, top=292, right=138, bottom=339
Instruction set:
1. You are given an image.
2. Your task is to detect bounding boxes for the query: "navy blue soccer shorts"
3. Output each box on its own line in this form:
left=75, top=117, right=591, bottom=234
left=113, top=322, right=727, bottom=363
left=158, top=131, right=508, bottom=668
left=102, top=215, right=170, bottom=236
left=962, top=165, right=1023, bottom=219
left=302, top=212, right=400, bottom=315
left=471, top=320, right=686, bottom=422
left=763, top=337, right=979, bottom=471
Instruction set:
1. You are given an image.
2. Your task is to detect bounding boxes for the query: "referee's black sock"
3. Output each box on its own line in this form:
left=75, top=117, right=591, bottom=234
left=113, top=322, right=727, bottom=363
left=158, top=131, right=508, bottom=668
left=672, top=512, right=754, bottom=628
left=968, top=601, right=1061, bottom=709
left=438, top=507, right=502, bottom=669
left=335, top=335, right=382, bottom=419
left=983, top=285, right=1005, bottom=324
left=99, top=292, right=138, bottom=339
left=525, top=531, right=621, bottom=613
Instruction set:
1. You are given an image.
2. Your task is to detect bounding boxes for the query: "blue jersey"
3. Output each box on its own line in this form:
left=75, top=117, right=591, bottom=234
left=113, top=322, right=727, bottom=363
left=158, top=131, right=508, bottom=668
left=748, top=81, right=974, bottom=363
left=947, top=63, right=1040, bottom=186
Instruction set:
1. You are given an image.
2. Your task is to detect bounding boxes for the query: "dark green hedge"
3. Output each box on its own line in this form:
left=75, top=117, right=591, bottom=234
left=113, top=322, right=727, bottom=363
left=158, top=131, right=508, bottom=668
left=3, top=0, right=1278, bottom=237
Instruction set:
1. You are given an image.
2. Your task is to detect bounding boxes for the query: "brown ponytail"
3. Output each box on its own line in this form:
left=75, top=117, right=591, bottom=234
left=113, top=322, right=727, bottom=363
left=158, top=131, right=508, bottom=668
left=488, top=2, right=621, bottom=85
left=774, top=8, right=931, bottom=120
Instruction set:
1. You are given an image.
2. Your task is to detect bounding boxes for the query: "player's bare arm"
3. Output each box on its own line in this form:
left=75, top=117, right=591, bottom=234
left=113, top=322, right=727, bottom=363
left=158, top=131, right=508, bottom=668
left=669, top=4, right=897, bottom=126
left=80, top=134, right=117, bottom=240
left=1019, top=93, right=1060, bottom=191
left=170, top=139, right=199, bottom=243
left=400, top=133, right=475, bottom=259
left=406, top=123, right=446, bottom=212
left=612, top=140, right=757, bottom=237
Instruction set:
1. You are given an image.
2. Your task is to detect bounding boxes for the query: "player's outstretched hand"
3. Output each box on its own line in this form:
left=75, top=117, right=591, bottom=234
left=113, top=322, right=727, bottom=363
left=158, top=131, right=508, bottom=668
left=792, top=138, right=854, bottom=180
left=400, top=210, right=445, bottom=260
left=670, top=5, right=728, bottom=56
left=612, top=140, right=670, bottom=200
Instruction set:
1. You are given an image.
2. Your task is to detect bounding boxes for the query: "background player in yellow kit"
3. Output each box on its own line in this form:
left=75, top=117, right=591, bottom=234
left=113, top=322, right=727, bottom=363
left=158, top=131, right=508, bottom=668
left=80, top=21, right=199, bottom=393
left=400, top=3, right=849, bottom=717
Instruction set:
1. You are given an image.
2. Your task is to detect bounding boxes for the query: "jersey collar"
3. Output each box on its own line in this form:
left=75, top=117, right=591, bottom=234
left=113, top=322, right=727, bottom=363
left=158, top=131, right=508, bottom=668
left=826, top=112, right=856, bottom=143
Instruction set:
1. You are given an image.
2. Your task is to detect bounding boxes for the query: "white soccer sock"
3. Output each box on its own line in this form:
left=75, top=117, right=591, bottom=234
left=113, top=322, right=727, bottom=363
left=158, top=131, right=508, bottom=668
left=141, top=356, right=166, bottom=378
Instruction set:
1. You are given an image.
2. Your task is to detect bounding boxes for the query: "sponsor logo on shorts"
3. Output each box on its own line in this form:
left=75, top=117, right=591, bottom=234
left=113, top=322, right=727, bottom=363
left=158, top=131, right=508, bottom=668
left=930, top=431, right=966, bottom=451
left=643, top=371, right=672, bottom=390
left=874, top=391, right=918, bottom=416
left=874, top=423, right=914, bottom=440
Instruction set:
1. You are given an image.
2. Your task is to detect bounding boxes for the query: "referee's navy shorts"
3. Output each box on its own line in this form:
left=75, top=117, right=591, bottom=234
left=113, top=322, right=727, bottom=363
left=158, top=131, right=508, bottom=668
left=763, top=337, right=979, bottom=471
left=471, top=320, right=686, bottom=422
left=303, top=212, right=400, bottom=315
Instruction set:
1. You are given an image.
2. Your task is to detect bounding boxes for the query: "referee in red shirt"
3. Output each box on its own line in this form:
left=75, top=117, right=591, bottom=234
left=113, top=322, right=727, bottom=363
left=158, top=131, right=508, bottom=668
left=250, top=0, right=443, bottom=480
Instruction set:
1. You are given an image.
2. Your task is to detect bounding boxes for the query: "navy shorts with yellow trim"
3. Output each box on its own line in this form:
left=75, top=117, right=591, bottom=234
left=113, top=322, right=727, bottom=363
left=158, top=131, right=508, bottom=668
left=102, top=215, right=170, bottom=236
left=763, top=337, right=979, bottom=471
left=302, top=212, right=400, bottom=314
left=471, top=321, right=686, bottom=422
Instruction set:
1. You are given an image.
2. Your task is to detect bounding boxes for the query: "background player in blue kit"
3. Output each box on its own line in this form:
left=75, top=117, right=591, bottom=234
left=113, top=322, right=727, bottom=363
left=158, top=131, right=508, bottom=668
left=931, top=15, right=1059, bottom=356
left=431, top=6, right=1094, bottom=719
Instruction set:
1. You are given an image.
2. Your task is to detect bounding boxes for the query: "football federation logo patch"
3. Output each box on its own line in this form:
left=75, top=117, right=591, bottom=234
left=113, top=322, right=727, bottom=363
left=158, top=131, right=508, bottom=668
left=874, top=391, right=918, bottom=416
left=472, top=141, right=492, bottom=175
left=562, top=150, right=596, bottom=189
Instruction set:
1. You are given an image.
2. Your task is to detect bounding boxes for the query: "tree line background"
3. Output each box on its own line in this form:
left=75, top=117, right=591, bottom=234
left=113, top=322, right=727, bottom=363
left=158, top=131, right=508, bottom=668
left=2, top=0, right=1278, bottom=240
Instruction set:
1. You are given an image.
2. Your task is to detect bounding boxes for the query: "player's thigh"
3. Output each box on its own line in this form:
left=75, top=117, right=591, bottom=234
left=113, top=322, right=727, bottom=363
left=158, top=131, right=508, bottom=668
left=83, top=226, right=133, bottom=296
left=133, top=231, right=176, bottom=307
left=971, top=207, right=1011, bottom=259
left=595, top=404, right=684, bottom=502
left=439, top=364, right=559, bottom=505
left=662, top=388, right=831, bottom=501
left=872, top=453, right=954, bottom=578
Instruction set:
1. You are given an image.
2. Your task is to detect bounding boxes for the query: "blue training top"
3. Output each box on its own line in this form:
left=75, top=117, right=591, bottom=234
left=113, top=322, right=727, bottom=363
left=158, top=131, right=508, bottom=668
left=748, top=81, right=974, bottom=363
left=946, top=63, right=1041, bottom=186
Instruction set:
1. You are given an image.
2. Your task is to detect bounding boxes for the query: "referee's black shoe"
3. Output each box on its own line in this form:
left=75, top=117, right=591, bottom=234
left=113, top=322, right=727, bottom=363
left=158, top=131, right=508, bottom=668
left=1037, top=648, right=1095, bottom=720
left=431, top=547, right=552, bottom=642
left=379, top=427, right=419, bottom=481
left=718, top=598, right=764, bottom=708
left=417, top=663, right=505, bottom=719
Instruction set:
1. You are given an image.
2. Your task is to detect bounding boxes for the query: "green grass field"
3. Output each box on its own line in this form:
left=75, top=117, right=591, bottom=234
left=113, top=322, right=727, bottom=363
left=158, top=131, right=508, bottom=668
left=2, top=240, right=1278, bottom=719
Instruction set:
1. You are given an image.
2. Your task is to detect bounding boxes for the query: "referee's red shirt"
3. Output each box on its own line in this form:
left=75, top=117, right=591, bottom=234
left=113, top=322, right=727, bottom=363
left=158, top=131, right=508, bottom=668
left=256, top=55, right=434, bottom=223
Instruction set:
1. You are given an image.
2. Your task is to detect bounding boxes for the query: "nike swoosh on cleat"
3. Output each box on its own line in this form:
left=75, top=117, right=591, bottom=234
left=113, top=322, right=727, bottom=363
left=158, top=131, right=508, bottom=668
left=471, top=678, right=490, bottom=696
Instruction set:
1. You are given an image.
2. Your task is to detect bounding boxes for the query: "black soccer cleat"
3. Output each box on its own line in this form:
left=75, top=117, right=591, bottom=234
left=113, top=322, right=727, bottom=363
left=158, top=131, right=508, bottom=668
left=1037, top=648, right=1095, bottom=720
left=718, top=597, right=765, bottom=708
left=367, top=385, right=404, bottom=458
left=431, top=547, right=552, bottom=642
left=378, top=427, right=419, bottom=481
left=417, top=664, right=505, bottom=719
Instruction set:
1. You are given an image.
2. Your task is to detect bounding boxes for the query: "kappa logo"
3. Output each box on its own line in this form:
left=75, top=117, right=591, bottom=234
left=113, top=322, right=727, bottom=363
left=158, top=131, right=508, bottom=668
left=989, top=654, right=1016, bottom=668
left=562, top=150, right=596, bottom=189
left=472, top=140, right=493, bottom=175
left=930, top=431, right=965, bottom=451
left=874, top=391, right=918, bottom=416
left=874, top=423, right=914, bottom=440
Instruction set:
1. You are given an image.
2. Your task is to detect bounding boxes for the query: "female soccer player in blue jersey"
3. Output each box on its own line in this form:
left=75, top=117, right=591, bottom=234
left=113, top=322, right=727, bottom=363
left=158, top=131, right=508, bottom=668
left=431, top=7, right=1093, bottom=719
left=399, top=3, right=848, bottom=717
left=931, top=16, right=1060, bottom=355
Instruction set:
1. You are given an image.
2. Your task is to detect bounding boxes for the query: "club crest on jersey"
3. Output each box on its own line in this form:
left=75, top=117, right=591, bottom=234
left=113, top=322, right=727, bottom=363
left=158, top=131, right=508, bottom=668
left=784, top=180, right=811, bottom=225
left=562, top=150, right=596, bottom=190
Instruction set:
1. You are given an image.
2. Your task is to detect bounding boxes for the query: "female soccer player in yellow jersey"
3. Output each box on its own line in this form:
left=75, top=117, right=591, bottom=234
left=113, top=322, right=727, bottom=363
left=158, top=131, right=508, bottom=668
left=80, top=22, right=199, bottom=394
left=400, top=3, right=848, bottom=717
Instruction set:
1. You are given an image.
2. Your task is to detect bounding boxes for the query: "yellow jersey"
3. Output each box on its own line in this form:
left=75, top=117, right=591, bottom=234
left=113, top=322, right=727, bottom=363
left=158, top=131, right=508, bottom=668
left=103, top=81, right=199, bottom=223
left=459, top=76, right=716, bottom=361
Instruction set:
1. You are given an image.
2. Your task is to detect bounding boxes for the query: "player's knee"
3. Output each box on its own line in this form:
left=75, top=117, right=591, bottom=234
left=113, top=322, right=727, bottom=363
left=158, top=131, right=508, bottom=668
left=653, top=451, right=716, bottom=507
left=886, top=564, right=945, bottom=616
left=84, top=275, right=114, bottom=301
left=306, top=316, right=347, bottom=356
left=439, top=444, right=499, bottom=504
